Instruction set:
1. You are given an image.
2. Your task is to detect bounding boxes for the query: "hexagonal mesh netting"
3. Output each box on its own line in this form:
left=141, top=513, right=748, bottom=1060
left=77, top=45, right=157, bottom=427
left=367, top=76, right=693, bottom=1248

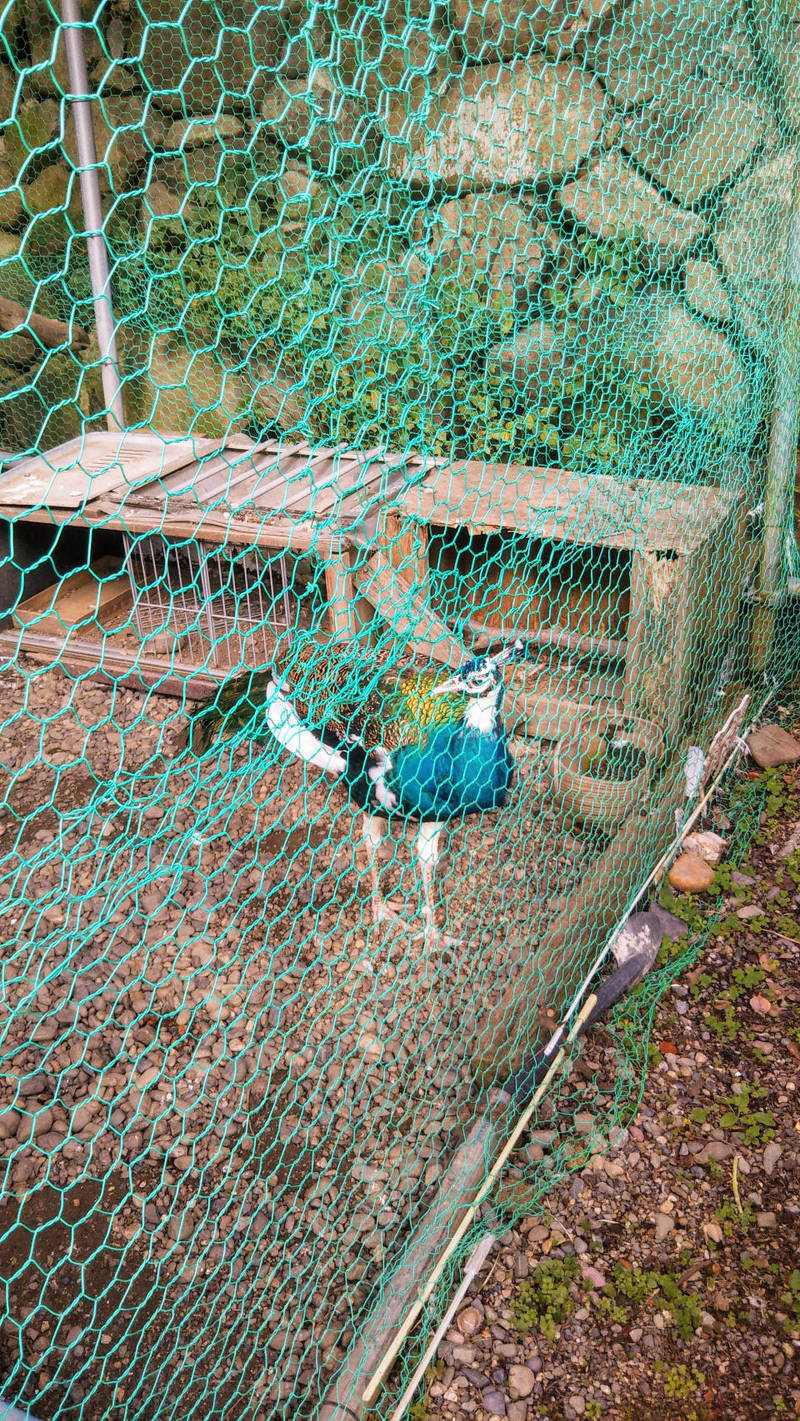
left=0, top=1, right=798, bottom=1417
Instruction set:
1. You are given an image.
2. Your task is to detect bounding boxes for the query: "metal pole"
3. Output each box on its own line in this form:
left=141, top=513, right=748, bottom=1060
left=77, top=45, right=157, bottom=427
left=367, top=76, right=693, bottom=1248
left=59, top=0, right=125, bottom=431
left=751, top=145, right=800, bottom=673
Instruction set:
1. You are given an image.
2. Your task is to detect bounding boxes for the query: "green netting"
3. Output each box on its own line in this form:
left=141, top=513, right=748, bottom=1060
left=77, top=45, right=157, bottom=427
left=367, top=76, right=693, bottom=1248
left=1, top=0, right=800, bottom=1416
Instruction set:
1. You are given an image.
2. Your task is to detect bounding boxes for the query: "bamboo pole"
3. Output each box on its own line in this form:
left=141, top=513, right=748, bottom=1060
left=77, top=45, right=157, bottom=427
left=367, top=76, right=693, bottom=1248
left=60, top=0, right=125, bottom=430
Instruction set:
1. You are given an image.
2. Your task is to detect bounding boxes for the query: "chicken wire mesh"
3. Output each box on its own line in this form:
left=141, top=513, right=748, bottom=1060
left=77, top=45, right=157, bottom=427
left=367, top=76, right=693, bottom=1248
left=0, top=0, right=799, bottom=1416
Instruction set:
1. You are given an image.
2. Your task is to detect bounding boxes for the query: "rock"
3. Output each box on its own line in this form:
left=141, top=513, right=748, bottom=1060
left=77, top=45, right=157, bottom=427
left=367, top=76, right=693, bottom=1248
left=590, top=0, right=756, bottom=111
left=64, top=96, right=168, bottom=198
left=703, top=1220, right=724, bottom=1244
left=747, top=724, right=800, bottom=769
left=654, top=1211, right=674, bottom=1241
left=138, top=0, right=313, bottom=115
left=337, top=5, right=450, bottom=106
left=0, top=1108, right=20, bottom=1139
left=763, top=1142, right=782, bottom=1176
left=715, top=149, right=797, bottom=353
left=260, top=69, right=378, bottom=175
left=21, top=164, right=70, bottom=219
left=482, top=1390, right=507, bottom=1417
left=618, top=292, right=749, bottom=416
left=668, top=852, right=715, bottom=894
left=0, top=146, right=23, bottom=230
left=568, top=1396, right=586, bottom=1417
left=164, top=116, right=244, bottom=152
left=622, top=84, right=775, bottom=208
left=451, top=0, right=583, bottom=62
left=125, top=330, right=291, bottom=438
left=749, top=4, right=800, bottom=132
left=682, top=830, right=727, bottom=865
left=736, top=903, right=764, bottom=920
left=684, top=260, right=733, bottom=325
left=507, top=1404, right=529, bottom=1421
left=508, top=1363, right=537, bottom=1399
left=3, top=99, right=61, bottom=175
left=559, top=151, right=704, bottom=268
left=382, top=58, right=605, bottom=189
left=452, top=1344, right=476, bottom=1365
left=457, top=1305, right=483, bottom=1336
left=696, top=1140, right=733, bottom=1163
left=757, top=1211, right=777, bottom=1229
left=425, top=192, right=549, bottom=298
left=490, top=319, right=572, bottom=391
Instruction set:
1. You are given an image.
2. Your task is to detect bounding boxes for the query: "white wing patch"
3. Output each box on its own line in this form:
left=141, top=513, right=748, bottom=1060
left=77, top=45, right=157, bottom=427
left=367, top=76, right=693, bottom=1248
left=368, top=747, right=398, bottom=812
left=263, top=679, right=347, bottom=777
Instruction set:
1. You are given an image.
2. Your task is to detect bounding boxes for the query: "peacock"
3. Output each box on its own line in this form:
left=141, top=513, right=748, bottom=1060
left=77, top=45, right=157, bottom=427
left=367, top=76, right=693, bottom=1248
left=186, top=638, right=529, bottom=948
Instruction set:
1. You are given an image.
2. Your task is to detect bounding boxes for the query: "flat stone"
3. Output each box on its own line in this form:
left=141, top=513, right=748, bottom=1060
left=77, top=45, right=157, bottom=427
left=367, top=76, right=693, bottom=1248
left=682, top=830, right=727, bottom=864
left=490, top=320, right=572, bottom=391
left=260, top=69, right=377, bottom=175
left=684, top=260, right=733, bottom=325
left=22, top=163, right=70, bottom=218
left=590, top=0, right=756, bottom=111
left=696, top=1140, right=733, bottom=1163
left=654, top=1211, right=675, bottom=1241
left=165, top=116, right=244, bottom=151
left=559, top=150, right=704, bottom=268
left=508, top=1364, right=536, bottom=1399
left=482, top=1391, right=507, bottom=1417
left=668, top=852, right=715, bottom=894
left=763, top=1143, right=782, bottom=1176
left=757, top=1211, right=777, bottom=1229
left=747, top=724, right=800, bottom=769
left=749, top=5, right=800, bottom=130
left=736, top=903, right=764, bottom=920
left=425, top=192, right=548, bottom=297
left=382, top=58, right=604, bottom=189
left=618, top=292, right=749, bottom=416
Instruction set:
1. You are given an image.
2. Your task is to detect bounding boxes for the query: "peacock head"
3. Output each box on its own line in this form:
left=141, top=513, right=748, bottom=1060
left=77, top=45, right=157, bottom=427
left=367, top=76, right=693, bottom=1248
left=432, top=638, right=529, bottom=699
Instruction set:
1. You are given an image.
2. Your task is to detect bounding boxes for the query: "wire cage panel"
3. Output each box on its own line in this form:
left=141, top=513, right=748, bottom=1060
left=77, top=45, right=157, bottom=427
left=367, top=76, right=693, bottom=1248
left=123, top=533, right=295, bottom=673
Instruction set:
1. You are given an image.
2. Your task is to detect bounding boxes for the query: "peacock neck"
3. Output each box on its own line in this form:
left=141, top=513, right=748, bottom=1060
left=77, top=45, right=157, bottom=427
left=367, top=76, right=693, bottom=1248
left=463, top=687, right=502, bottom=735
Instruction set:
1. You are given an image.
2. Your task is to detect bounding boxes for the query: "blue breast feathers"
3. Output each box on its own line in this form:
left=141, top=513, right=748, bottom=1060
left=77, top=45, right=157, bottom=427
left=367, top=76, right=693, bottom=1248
left=386, top=721, right=514, bottom=821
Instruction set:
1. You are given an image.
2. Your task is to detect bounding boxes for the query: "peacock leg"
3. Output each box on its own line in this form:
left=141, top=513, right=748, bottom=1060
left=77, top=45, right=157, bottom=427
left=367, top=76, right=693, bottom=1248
left=360, top=813, right=402, bottom=926
left=413, top=820, right=444, bottom=950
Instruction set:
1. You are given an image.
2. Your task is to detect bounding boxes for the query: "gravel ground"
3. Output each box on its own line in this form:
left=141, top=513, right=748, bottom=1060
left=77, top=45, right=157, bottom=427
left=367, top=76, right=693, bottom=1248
left=415, top=703, right=800, bottom=1421
left=0, top=657, right=593, bottom=1420
left=3, top=658, right=798, bottom=1421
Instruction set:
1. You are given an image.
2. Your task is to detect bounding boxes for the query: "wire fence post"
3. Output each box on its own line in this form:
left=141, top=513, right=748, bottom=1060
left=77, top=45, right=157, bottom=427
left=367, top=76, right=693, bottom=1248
left=59, top=0, right=125, bottom=431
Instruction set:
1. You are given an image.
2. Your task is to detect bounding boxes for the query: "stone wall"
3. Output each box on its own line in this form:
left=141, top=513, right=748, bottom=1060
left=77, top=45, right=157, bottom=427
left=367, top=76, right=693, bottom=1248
left=0, top=0, right=796, bottom=472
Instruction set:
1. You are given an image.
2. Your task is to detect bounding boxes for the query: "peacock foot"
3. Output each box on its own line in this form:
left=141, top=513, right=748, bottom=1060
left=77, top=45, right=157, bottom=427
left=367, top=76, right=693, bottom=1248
left=371, top=895, right=405, bottom=927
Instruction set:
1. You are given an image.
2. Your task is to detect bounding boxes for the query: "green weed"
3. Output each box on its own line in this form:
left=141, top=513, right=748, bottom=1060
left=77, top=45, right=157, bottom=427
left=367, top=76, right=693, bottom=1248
left=511, top=1255, right=581, bottom=1342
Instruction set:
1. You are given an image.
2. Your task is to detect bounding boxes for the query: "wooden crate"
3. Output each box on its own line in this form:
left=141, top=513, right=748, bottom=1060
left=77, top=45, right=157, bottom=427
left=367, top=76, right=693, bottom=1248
left=372, top=460, right=747, bottom=742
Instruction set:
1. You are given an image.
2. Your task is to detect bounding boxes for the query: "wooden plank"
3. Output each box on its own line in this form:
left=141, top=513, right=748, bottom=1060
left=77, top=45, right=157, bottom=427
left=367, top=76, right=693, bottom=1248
left=396, top=463, right=741, bottom=554
left=623, top=549, right=691, bottom=740
left=0, top=626, right=221, bottom=697
left=358, top=553, right=463, bottom=667
left=11, top=557, right=129, bottom=630
left=381, top=507, right=430, bottom=590
left=324, top=544, right=372, bottom=642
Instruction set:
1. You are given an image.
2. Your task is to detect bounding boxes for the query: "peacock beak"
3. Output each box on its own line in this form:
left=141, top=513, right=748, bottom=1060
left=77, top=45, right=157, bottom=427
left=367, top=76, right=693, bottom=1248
left=431, top=675, right=463, bottom=696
